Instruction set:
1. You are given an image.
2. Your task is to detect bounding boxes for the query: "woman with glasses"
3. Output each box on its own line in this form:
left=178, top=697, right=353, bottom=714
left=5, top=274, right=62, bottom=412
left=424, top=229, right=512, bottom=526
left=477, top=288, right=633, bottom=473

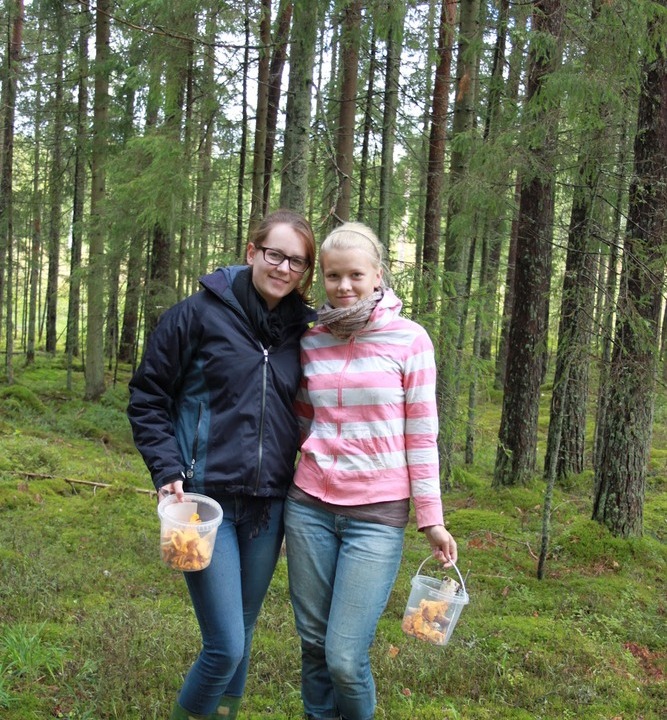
left=128, top=209, right=316, bottom=720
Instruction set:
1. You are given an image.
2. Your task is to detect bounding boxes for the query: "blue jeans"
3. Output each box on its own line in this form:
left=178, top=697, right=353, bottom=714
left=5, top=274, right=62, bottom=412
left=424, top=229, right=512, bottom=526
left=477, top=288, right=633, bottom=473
left=177, top=496, right=284, bottom=716
left=284, top=497, right=404, bottom=720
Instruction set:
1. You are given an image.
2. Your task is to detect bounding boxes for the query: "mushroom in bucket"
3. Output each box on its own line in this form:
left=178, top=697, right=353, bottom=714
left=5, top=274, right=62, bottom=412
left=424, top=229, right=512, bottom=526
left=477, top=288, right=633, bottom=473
left=157, top=493, right=223, bottom=572
left=402, top=556, right=469, bottom=645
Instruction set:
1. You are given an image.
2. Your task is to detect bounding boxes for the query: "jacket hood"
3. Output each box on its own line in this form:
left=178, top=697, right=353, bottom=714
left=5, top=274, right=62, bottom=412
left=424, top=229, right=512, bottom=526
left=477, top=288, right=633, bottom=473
left=365, top=287, right=403, bottom=331
left=198, top=266, right=245, bottom=303
left=198, top=265, right=317, bottom=324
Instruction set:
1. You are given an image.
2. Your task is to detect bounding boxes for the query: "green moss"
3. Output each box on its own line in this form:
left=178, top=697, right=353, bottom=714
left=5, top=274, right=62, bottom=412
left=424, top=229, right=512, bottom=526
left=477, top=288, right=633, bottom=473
left=0, top=385, right=46, bottom=412
left=644, top=491, right=667, bottom=541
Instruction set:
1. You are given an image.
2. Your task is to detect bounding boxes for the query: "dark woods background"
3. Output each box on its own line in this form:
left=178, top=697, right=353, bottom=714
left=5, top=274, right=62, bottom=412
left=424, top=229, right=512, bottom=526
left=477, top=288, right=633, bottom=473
left=1, top=0, right=667, bottom=542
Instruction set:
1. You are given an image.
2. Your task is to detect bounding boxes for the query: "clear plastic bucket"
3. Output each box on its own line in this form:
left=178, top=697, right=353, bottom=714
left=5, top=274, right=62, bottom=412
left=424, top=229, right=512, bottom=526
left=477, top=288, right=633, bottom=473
left=157, top=493, right=223, bottom=572
left=402, top=556, right=469, bottom=646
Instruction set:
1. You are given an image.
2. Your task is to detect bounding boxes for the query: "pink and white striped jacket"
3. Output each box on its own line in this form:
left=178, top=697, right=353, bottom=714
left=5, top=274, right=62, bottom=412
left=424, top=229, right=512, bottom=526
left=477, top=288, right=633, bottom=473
left=293, top=289, right=444, bottom=529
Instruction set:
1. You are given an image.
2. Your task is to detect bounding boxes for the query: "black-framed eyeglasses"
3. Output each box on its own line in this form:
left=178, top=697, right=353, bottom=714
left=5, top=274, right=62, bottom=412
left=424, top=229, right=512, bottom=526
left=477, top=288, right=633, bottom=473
left=257, top=246, right=310, bottom=273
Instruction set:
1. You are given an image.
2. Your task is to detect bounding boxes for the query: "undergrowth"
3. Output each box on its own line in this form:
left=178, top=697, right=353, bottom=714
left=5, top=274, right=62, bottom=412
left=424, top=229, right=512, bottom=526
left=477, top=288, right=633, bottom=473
left=0, top=357, right=664, bottom=719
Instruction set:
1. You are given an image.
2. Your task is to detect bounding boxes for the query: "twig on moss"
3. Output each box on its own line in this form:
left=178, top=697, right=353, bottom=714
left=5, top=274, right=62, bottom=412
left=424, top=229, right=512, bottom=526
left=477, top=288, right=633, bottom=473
left=14, top=471, right=155, bottom=496
left=468, top=530, right=539, bottom=560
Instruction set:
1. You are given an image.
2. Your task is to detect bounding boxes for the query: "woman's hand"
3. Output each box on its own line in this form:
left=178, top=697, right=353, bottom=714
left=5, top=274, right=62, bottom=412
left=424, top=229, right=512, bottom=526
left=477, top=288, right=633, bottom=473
left=156, top=478, right=185, bottom=503
left=423, top=525, right=458, bottom=566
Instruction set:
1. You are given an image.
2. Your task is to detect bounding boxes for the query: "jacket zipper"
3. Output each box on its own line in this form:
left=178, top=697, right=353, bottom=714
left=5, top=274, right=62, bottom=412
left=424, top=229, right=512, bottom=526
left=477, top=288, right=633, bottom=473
left=325, top=337, right=355, bottom=495
left=255, top=347, right=269, bottom=492
left=187, top=402, right=204, bottom=481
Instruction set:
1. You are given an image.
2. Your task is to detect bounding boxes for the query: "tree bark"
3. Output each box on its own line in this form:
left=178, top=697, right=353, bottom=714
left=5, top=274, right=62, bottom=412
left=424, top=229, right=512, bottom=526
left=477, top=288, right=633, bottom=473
left=250, top=0, right=271, bottom=232
left=333, top=0, right=363, bottom=224
left=85, top=0, right=110, bottom=401
left=280, top=0, right=319, bottom=213
left=27, top=8, right=45, bottom=367
left=67, top=4, right=89, bottom=386
left=438, top=0, right=481, bottom=482
left=422, top=0, right=457, bottom=316
left=378, top=1, right=405, bottom=250
left=411, top=0, right=438, bottom=319
left=0, top=0, right=24, bottom=383
left=263, top=0, right=293, bottom=213
left=45, top=5, right=65, bottom=355
left=593, top=8, right=667, bottom=537
left=494, top=0, right=564, bottom=487
left=357, top=29, right=377, bottom=223
left=237, top=3, right=251, bottom=257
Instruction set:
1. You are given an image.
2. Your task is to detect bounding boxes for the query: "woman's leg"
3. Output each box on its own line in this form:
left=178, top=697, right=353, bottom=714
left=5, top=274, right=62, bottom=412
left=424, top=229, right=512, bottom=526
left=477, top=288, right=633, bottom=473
left=284, top=498, right=341, bottom=720
left=325, top=517, right=404, bottom=720
left=224, top=497, right=285, bottom=696
left=177, top=501, right=244, bottom=715
left=177, top=497, right=284, bottom=715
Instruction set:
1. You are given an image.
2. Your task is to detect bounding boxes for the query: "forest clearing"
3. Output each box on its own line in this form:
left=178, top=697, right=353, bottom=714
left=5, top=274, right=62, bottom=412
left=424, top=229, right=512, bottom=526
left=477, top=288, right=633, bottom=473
left=1, top=0, right=667, bottom=717
left=0, top=358, right=664, bottom=719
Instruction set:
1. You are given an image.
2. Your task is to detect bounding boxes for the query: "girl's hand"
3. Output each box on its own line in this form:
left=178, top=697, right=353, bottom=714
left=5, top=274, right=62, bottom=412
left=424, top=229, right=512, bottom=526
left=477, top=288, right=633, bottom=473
left=423, top=525, right=458, bottom=566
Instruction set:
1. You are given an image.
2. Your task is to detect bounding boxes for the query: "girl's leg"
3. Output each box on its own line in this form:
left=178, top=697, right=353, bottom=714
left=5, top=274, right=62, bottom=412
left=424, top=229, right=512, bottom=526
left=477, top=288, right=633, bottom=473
left=284, top=498, right=341, bottom=719
left=325, top=517, right=404, bottom=720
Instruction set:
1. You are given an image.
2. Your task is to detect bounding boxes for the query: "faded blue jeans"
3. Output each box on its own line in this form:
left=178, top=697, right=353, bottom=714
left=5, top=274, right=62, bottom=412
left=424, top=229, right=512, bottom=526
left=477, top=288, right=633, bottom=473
left=284, top=497, right=404, bottom=720
left=177, top=496, right=284, bottom=716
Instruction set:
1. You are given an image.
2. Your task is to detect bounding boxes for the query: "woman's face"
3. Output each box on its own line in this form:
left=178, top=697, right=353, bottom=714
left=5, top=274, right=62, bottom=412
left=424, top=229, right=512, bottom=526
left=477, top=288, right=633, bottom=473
left=247, top=223, right=309, bottom=309
left=321, top=247, right=383, bottom=309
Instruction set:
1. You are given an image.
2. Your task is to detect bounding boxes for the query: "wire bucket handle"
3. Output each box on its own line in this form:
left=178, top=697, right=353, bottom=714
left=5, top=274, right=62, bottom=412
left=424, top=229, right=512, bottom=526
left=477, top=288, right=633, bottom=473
left=416, top=555, right=467, bottom=597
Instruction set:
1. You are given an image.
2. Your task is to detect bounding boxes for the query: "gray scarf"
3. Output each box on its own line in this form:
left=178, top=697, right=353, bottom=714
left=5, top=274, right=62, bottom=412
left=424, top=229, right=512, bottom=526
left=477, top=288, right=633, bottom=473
left=317, top=290, right=384, bottom=339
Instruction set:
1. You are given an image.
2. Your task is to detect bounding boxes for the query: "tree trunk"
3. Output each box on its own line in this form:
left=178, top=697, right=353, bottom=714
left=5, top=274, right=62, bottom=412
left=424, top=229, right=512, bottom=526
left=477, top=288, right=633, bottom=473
left=593, top=10, right=667, bottom=537
left=176, top=40, right=195, bottom=299
left=438, top=0, right=481, bottom=482
left=478, top=0, right=509, bottom=362
left=0, top=0, right=24, bottom=383
left=263, top=0, right=293, bottom=213
left=67, top=3, right=89, bottom=385
left=378, top=1, right=405, bottom=250
left=45, top=5, right=65, bottom=355
left=545, top=133, right=604, bottom=481
left=143, top=3, right=192, bottom=334
left=191, top=5, right=219, bottom=289
left=594, top=107, right=629, bottom=468
left=280, top=0, right=319, bottom=213
left=357, top=29, right=377, bottom=223
left=237, top=3, right=250, bottom=257
left=28, top=3, right=42, bottom=366
left=85, top=0, right=110, bottom=401
left=249, top=0, right=271, bottom=232
left=422, top=0, right=457, bottom=316
left=118, top=235, right=144, bottom=367
left=494, top=0, right=564, bottom=487
left=333, top=0, right=362, bottom=224
left=411, top=0, right=438, bottom=319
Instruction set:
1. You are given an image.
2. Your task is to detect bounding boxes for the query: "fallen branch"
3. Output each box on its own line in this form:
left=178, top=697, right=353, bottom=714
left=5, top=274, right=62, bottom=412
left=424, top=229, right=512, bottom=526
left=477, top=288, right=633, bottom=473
left=468, top=530, right=539, bottom=560
left=13, top=471, right=155, bottom=496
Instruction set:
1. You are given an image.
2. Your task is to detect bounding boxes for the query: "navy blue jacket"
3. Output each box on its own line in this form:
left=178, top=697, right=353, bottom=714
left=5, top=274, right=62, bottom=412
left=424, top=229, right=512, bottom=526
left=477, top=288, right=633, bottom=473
left=127, top=266, right=315, bottom=497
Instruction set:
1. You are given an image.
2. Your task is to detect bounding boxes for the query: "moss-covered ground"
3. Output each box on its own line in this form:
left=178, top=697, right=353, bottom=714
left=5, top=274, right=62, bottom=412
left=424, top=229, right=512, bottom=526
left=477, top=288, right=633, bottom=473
left=0, top=357, right=664, bottom=719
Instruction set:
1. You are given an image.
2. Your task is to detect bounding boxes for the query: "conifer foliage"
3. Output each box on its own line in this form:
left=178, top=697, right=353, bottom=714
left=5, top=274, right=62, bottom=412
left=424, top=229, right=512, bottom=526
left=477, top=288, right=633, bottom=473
left=0, top=0, right=665, bottom=540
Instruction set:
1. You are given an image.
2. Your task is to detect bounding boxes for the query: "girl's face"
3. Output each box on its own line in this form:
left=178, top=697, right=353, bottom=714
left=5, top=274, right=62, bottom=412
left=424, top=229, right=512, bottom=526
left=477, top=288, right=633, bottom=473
left=321, top=247, right=383, bottom=309
left=247, top=223, right=309, bottom=309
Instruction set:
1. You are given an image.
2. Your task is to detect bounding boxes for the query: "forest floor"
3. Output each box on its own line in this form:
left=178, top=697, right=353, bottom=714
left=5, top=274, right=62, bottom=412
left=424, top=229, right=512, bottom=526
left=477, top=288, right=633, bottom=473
left=0, top=355, right=664, bottom=719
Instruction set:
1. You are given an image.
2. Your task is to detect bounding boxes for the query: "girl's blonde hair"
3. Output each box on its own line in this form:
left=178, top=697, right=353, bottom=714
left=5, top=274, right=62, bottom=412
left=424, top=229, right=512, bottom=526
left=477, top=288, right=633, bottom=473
left=320, top=222, right=389, bottom=286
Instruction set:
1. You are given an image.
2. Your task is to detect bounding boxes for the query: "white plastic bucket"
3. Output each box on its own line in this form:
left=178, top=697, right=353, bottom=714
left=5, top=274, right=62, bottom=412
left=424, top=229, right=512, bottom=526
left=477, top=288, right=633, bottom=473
left=157, top=493, right=223, bottom=572
left=402, top=556, right=469, bottom=646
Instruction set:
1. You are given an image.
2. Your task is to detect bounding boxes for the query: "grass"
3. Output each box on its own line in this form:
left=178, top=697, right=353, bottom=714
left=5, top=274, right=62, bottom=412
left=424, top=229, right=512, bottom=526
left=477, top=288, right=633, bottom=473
left=0, top=355, right=664, bottom=719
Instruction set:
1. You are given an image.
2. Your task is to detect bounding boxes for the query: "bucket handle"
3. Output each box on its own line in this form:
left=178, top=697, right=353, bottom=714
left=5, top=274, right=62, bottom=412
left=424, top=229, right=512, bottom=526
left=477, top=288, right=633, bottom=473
left=416, top=555, right=467, bottom=597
